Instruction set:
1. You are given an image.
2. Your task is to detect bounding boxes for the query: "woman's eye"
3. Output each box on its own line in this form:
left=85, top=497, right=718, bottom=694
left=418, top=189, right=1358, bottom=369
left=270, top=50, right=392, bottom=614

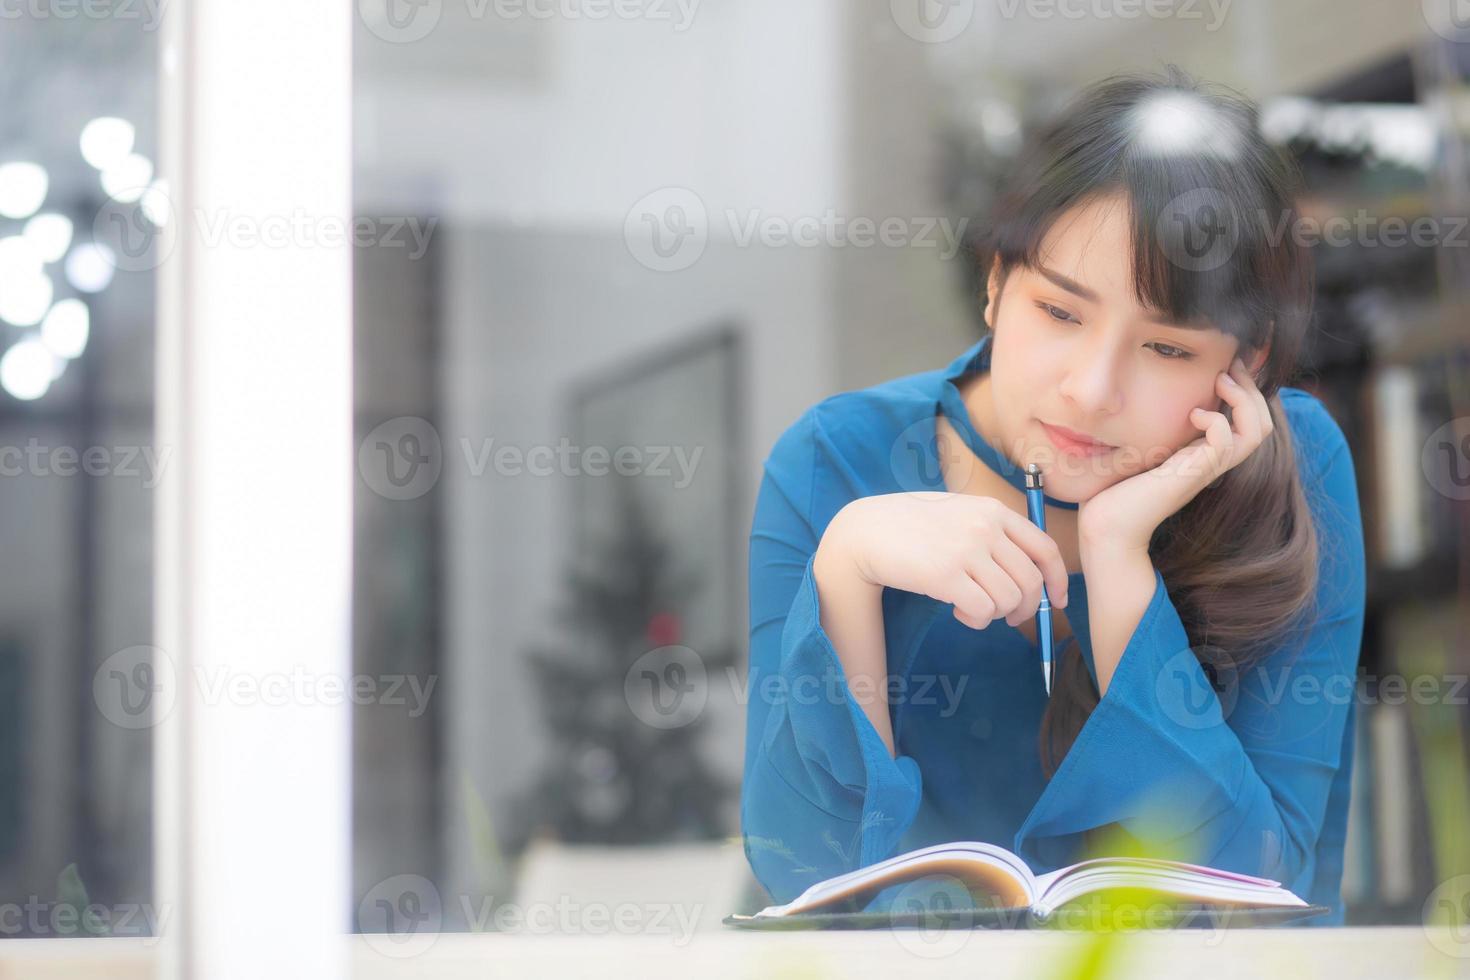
left=1037, top=302, right=1075, bottom=323
left=1149, top=343, right=1194, bottom=361
left=1033, top=301, right=1193, bottom=361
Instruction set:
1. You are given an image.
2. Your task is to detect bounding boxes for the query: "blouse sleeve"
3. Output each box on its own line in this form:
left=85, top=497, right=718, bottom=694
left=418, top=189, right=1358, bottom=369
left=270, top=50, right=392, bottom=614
left=1012, top=399, right=1367, bottom=899
left=740, top=406, right=941, bottom=905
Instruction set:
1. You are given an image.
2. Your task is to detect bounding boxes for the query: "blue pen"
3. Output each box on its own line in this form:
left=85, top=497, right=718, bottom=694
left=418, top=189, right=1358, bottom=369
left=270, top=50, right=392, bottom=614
left=1023, top=463, right=1053, bottom=696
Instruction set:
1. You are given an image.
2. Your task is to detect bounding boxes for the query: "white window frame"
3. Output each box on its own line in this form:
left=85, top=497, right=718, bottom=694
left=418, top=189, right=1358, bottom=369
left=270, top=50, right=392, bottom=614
left=155, top=3, right=353, bottom=978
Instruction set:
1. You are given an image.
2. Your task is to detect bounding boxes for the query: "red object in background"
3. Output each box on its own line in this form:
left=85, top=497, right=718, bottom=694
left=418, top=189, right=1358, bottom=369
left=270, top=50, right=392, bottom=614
left=646, top=611, right=682, bottom=647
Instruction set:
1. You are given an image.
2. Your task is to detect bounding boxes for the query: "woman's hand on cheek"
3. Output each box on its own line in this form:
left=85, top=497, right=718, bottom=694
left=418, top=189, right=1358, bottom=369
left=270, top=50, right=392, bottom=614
left=1075, top=356, right=1275, bottom=554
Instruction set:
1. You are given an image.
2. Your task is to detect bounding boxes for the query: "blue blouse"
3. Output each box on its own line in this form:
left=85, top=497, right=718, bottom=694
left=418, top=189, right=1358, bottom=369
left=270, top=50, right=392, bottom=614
left=740, top=333, right=1366, bottom=925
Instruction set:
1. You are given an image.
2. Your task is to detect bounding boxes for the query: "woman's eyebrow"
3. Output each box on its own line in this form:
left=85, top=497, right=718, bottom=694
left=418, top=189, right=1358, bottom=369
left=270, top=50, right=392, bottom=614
left=1036, top=264, right=1184, bottom=326
left=1037, top=265, right=1100, bottom=303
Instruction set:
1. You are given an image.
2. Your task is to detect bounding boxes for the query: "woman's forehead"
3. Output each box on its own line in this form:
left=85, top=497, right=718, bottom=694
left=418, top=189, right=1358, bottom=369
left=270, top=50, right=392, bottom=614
left=1029, top=224, right=1140, bottom=305
left=1036, top=193, right=1133, bottom=266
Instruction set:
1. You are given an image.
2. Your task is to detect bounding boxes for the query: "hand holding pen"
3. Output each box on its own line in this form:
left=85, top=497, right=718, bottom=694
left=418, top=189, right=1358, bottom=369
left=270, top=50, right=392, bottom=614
left=816, top=491, right=1070, bottom=636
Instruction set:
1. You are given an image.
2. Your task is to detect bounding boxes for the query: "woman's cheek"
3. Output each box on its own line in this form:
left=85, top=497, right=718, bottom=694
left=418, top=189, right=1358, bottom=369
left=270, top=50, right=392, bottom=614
left=1122, top=429, right=1183, bottom=472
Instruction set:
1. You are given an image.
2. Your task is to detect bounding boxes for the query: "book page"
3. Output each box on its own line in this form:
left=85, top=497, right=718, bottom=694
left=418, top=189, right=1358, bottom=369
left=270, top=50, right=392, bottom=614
left=755, top=842, right=1038, bottom=916
left=1034, top=856, right=1283, bottom=894
left=1033, top=862, right=1308, bottom=917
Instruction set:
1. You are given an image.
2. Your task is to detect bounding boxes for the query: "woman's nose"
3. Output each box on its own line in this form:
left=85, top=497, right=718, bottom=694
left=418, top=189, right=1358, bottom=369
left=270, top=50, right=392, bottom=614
left=1058, top=344, right=1124, bottom=416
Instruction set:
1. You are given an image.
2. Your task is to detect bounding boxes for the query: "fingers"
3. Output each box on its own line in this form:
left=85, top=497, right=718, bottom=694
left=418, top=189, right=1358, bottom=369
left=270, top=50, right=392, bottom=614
left=1182, top=406, right=1232, bottom=482
left=998, top=510, right=1071, bottom=607
left=945, top=507, right=1069, bottom=631
left=1219, top=356, right=1274, bottom=444
left=949, top=547, right=1050, bottom=632
left=944, top=564, right=996, bottom=629
left=1216, top=360, right=1260, bottom=447
left=1180, top=355, right=1273, bottom=484
left=1233, top=356, right=1274, bottom=436
left=987, top=535, right=1047, bottom=627
left=966, top=555, right=1023, bottom=626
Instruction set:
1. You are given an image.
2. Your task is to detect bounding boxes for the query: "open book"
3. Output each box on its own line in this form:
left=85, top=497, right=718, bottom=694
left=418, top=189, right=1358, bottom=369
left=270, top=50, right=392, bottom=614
left=751, top=841, right=1310, bottom=921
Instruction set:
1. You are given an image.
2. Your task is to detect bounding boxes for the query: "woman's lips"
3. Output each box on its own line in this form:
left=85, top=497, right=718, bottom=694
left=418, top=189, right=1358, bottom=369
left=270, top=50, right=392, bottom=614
left=1040, top=421, right=1116, bottom=456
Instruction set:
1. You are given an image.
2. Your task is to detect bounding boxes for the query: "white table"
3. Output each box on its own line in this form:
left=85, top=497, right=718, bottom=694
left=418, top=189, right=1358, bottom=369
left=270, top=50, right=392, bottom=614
left=0, top=927, right=1466, bottom=979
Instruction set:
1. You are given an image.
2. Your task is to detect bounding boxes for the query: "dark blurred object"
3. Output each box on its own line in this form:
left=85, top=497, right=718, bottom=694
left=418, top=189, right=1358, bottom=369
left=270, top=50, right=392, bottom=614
left=519, top=476, right=733, bottom=845
left=0, top=639, right=23, bottom=864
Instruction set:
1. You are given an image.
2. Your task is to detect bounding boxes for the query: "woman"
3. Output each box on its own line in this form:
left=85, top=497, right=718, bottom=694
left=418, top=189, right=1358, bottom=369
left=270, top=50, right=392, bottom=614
left=740, top=65, right=1365, bottom=925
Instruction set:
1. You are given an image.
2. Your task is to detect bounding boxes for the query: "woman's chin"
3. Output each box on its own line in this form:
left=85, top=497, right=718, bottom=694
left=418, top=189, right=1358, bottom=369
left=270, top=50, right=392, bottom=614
left=1041, top=480, right=1089, bottom=505
left=1028, top=464, right=1116, bottom=504
left=1026, top=448, right=1114, bottom=491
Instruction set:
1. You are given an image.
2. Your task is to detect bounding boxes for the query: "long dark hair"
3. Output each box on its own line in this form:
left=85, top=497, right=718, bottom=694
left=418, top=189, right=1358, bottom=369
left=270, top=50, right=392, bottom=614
left=972, top=65, right=1321, bottom=776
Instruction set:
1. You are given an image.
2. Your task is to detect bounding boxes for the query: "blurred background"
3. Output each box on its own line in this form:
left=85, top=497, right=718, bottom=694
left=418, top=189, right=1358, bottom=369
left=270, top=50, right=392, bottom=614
left=0, top=0, right=1466, bottom=941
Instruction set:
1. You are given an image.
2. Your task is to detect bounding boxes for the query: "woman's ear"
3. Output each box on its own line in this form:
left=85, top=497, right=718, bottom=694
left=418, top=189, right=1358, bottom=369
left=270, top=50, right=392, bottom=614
left=985, top=259, right=1001, bottom=329
left=1247, top=325, right=1273, bottom=376
left=1246, top=342, right=1270, bottom=377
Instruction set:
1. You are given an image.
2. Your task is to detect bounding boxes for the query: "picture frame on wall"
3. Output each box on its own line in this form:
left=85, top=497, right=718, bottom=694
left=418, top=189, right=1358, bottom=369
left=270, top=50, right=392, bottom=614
left=566, top=324, right=744, bottom=664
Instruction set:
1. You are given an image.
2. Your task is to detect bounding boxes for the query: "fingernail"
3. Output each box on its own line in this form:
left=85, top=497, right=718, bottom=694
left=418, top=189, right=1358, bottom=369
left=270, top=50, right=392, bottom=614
left=1221, top=372, right=1238, bottom=386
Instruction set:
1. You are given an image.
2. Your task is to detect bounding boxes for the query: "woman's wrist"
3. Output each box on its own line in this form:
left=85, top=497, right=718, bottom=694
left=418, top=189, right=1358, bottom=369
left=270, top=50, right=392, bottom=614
left=1077, top=528, right=1157, bottom=697
left=1077, top=518, right=1152, bottom=565
left=811, top=501, right=895, bottom=755
left=816, top=498, right=877, bottom=589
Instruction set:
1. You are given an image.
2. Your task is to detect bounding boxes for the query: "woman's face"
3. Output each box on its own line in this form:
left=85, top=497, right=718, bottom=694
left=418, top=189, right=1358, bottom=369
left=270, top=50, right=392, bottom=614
left=979, top=190, right=1264, bottom=504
